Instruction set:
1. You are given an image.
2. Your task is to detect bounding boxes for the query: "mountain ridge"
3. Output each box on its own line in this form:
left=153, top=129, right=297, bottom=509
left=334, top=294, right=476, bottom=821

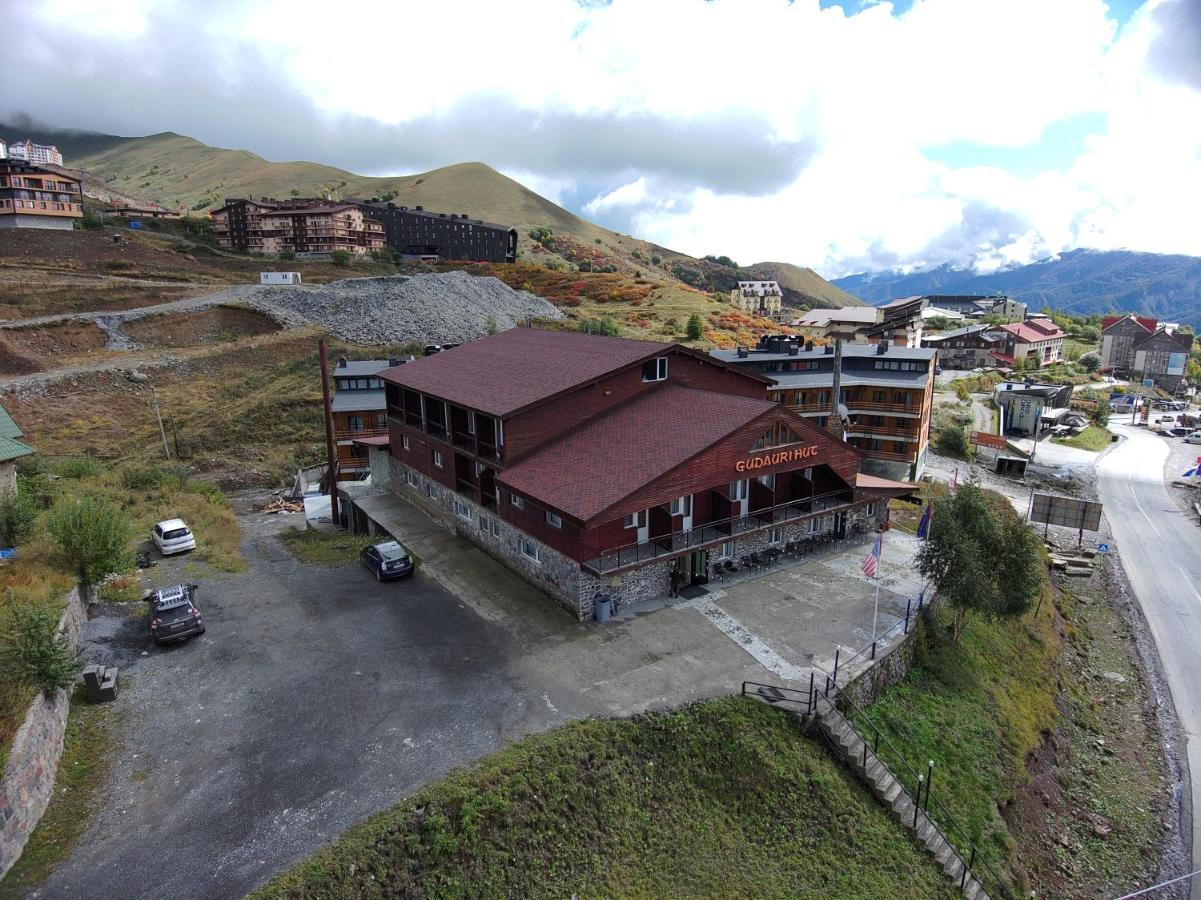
left=2, top=120, right=864, bottom=309
left=833, top=248, right=1201, bottom=327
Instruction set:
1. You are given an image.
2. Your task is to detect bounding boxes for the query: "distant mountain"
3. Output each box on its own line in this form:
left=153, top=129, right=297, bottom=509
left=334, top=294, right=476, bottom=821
left=833, top=249, right=1201, bottom=326
left=4, top=121, right=864, bottom=309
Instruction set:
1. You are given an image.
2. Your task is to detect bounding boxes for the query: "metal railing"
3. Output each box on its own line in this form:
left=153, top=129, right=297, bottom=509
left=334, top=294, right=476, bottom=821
left=824, top=680, right=1014, bottom=899
left=581, top=490, right=856, bottom=574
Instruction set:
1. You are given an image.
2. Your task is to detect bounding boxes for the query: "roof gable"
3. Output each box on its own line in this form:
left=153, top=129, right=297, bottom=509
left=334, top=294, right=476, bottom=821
left=0, top=404, right=24, bottom=441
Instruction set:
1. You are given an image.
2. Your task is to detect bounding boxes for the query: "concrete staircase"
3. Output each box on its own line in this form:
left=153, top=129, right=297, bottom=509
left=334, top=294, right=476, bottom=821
left=812, top=696, right=990, bottom=900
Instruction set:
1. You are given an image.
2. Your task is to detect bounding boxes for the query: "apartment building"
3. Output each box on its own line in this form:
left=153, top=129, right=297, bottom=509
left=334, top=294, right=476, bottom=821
left=210, top=198, right=384, bottom=256
left=794, top=296, right=925, bottom=348
left=5, top=140, right=64, bottom=166
left=729, top=281, right=783, bottom=316
left=995, top=319, right=1066, bottom=366
left=329, top=358, right=396, bottom=479
left=1131, top=327, right=1193, bottom=392
left=359, top=202, right=517, bottom=263
left=0, top=139, right=6, bottom=160
left=712, top=336, right=936, bottom=480
left=920, top=323, right=1007, bottom=369
left=352, top=328, right=891, bottom=620
left=0, top=162, right=84, bottom=230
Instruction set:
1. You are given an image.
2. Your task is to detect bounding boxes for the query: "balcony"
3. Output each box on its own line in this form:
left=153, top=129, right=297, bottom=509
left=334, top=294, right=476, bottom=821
left=334, top=425, right=387, bottom=442
left=583, top=491, right=854, bottom=575
left=785, top=399, right=832, bottom=414
left=845, top=423, right=921, bottom=439
left=843, top=399, right=919, bottom=415
left=858, top=447, right=917, bottom=462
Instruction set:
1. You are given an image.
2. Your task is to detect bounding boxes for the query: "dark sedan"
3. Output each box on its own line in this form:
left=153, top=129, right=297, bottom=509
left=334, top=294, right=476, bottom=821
left=149, top=584, right=205, bottom=645
left=360, top=540, right=414, bottom=581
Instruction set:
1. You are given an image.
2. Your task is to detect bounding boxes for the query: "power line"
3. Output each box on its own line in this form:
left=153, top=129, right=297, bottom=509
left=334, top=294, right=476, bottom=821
left=1113, top=868, right=1201, bottom=899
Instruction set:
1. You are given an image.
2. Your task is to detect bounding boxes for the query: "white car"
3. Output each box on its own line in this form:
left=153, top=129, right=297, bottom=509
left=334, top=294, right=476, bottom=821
left=1185, top=431, right=1201, bottom=445
left=153, top=519, right=197, bottom=555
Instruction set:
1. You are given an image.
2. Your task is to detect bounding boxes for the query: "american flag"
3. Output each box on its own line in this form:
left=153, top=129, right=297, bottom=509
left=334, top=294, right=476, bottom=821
left=862, top=534, right=882, bottom=578
left=1185, top=456, right=1201, bottom=479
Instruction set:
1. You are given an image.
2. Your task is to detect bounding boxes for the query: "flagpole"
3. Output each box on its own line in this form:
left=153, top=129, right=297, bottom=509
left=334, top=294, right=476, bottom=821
left=872, top=532, right=883, bottom=640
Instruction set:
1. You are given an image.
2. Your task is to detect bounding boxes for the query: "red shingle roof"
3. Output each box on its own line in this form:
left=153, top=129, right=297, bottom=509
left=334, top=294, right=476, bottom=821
left=1000, top=320, right=1066, bottom=343
left=379, top=329, right=673, bottom=417
left=1101, top=314, right=1156, bottom=332
left=497, top=384, right=777, bottom=523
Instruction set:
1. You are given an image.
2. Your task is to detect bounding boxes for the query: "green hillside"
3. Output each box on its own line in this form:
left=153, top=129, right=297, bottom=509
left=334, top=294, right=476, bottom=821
left=5, top=122, right=863, bottom=309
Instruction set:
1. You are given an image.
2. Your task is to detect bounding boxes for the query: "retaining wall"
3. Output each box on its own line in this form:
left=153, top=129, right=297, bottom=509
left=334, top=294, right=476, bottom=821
left=838, top=601, right=931, bottom=709
left=0, top=587, right=87, bottom=879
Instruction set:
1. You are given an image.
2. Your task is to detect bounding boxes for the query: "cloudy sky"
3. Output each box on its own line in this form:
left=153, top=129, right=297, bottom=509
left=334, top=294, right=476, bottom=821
left=3, top=0, right=1200, bottom=277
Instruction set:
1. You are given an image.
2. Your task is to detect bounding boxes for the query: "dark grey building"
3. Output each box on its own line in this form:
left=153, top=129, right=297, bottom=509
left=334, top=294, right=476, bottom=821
left=360, top=203, right=517, bottom=263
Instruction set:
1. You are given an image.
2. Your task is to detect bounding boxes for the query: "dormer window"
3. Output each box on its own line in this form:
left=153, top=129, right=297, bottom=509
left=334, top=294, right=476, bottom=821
left=641, top=357, right=668, bottom=382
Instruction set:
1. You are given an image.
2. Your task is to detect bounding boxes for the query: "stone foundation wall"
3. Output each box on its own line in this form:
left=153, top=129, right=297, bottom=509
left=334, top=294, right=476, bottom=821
left=0, top=587, right=87, bottom=879
left=839, top=601, right=933, bottom=709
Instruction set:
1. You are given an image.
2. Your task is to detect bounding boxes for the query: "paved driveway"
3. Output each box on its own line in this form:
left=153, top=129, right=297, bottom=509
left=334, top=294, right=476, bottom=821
left=36, top=511, right=572, bottom=900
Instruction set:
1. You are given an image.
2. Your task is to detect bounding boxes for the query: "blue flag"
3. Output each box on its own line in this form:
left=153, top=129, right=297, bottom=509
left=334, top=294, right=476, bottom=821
left=917, top=502, right=932, bottom=539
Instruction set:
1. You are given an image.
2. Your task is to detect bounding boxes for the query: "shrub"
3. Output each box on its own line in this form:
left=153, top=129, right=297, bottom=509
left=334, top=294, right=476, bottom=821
left=935, top=426, right=970, bottom=459
left=79, top=209, right=105, bottom=230
left=0, top=600, right=80, bottom=696
left=330, top=250, right=352, bottom=267
left=686, top=314, right=704, bottom=341
left=485, top=318, right=498, bottom=335
left=181, top=216, right=213, bottom=242
left=672, top=264, right=704, bottom=287
left=46, top=494, right=134, bottom=593
left=528, top=226, right=553, bottom=244
left=1, top=490, right=40, bottom=547
left=651, top=254, right=662, bottom=265
left=578, top=317, right=620, bottom=337
left=102, top=259, right=135, bottom=273
left=1090, top=403, right=1110, bottom=427
left=544, top=259, right=563, bottom=271
left=120, top=464, right=169, bottom=491
left=278, top=250, right=297, bottom=261
left=1079, top=352, right=1100, bottom=372
left=54, top=457, right=103, bottom=479
left=370, top=248, right=391, bottom=263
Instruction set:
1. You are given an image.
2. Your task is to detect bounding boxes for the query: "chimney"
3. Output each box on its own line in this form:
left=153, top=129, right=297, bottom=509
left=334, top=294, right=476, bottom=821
left=737, top=346, right=749, bottom=358
left=788, top=343, right=799, bottom=356
left=830, top=339, right=843, bottom=428
left=876, top=342, right=888, bottom=355
left=336, top=357, right=348, bottom=368
left=415, top=205, right=423, bottom=211
left=388, top=357, right=402, bottom=367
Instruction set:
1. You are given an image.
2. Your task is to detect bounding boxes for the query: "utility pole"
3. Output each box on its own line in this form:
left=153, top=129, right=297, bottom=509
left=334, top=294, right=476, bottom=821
left=319, top=338, right=340, bottom=528
left=148, top=384, right=170, bottom=459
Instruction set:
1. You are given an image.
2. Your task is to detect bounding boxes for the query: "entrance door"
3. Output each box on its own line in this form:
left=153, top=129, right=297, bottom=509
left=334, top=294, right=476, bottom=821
left=834, top=512, right=847, bottom=539
left=688, top=550, right=709, bottom=584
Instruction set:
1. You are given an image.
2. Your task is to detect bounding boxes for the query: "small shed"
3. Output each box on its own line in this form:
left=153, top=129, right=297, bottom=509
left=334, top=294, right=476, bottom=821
left=260, top=272, right=302, bottom=285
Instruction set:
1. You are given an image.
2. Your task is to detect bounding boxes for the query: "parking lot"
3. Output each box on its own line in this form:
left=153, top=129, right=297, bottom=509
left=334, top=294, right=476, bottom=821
left=36, top=508, right=579, bottom=900
left=37, top=498, right=925, bottom=899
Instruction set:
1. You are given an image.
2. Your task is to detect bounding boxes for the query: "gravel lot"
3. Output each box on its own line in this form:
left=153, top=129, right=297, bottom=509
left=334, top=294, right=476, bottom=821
left=34, top=506, right=570, bottom=900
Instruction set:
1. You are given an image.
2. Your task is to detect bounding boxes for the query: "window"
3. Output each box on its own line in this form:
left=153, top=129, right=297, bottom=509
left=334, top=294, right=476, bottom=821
left=807, top=517, right=821, bottom=534
left=546, top=511, right=563, bottom=529
left=873, top=390, right=887, bottom=403
left=432, top=450, right=444, bottom=468
left=405, top=467, right=418, bottom=487
left=641, top=357, right=668, bottom=382
left=868, top=415, right=885, bottom=427
left=770, top=528, right=782, bottom=545
left=519, top=537, right=540, bottom=562
left=623, top=510, right=647, bottom=529
left=717, top=541, right=735, bottom=559
left=729, top=480, right=748, bottom=501
left=896, top=392, right=909, bottom=405
left=511, top=493, right=525, bottom=509
left=455, top=499, right=471, bottom=521
left=669, top=495, right=692, bottom=517
left=426, top=481, right=437, bottom=498
left=466, top=411, right=476, bottom=435
left=490, top=519, right=502, bottom=538
left=479, top=514, right=488, bottom=531
left=401, top=434, right=410, bottom=450
left=866, top=502, right=877, bottom=516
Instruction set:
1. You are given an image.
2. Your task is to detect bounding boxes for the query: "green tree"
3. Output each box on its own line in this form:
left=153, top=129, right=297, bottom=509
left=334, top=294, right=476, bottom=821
left=917, top=483, right=1042, bottom=640
left=330, top=250, right=352, bottom=267
left=685, top=313, right=704, bottom=341
left=0, top=600, right=80, bottom=695
left=579, top=317, right=620, bottom=337
left=46, top=494, right=133, bottom=596
left=935, top=425, right=969, bottom=459
left=1090, top=402, right=1110, bottom=427
left=1, top=489, right=39, bottom=546
left=1079, top=351, right=1100, bottom=372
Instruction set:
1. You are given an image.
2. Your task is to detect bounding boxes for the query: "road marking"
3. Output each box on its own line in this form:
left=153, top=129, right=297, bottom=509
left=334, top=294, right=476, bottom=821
left=1128, top=480, right=1162, bottom=537
left=1177, top=565, right=1201, bottom=604
left=684, top=597, right=807, bottom=682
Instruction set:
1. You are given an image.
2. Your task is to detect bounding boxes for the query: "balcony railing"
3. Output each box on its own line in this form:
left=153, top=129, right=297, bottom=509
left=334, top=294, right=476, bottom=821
left=845, top=423, right=921, bottom=439
left=843, top=400, right=919, bottom=415
left=583, top=491, right=854, bottom=575
left=857, top=447, right=917, bottom=462
left=334, top=425, right=387, bottom=442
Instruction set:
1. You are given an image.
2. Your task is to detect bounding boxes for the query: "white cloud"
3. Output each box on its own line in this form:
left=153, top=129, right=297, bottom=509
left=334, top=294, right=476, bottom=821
left=2, top=0, right=1198, bottom=275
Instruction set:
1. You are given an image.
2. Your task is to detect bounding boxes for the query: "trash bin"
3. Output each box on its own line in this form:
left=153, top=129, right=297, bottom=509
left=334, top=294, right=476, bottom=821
left=594, top=594, right=612, bottom=623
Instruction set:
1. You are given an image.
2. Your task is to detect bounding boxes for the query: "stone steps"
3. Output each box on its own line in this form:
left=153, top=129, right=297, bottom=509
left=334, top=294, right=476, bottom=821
left=814, top=700, right=989, bottom=900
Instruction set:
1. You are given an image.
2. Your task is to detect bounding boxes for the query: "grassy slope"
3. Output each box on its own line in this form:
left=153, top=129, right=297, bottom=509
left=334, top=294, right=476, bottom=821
left=1052, top=425, right=1112, bottom=451
left=257, top=697, right=954, bottom=899
left=7, top=123, right=863, bottom=308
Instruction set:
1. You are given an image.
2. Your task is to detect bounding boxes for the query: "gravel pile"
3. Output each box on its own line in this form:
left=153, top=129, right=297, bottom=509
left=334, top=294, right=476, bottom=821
left=248, top=272, right=563, bottom=344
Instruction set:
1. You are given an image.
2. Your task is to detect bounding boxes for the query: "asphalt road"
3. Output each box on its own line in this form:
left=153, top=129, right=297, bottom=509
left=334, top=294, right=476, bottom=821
left=1097, top=423, right=1201, bottom=894
left=34, top=512, right=571, bottom=900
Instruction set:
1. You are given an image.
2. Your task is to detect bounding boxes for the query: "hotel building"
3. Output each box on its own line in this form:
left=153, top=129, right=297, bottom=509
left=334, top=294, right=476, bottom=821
left=348, top=329, right=899, bottom=620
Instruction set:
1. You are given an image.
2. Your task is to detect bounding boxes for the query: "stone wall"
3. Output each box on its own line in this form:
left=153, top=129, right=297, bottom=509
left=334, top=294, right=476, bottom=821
left=838, top=601, right=932, bottom=709
left=0, top=587, right=87, bottom=879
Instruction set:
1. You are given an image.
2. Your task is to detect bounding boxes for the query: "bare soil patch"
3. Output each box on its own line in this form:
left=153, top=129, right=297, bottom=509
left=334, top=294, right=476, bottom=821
left=0, top=274, right=199, bottom=320
left=121, top=305, right=281, bottom=348
left=0, top=320, right=109, bottom=373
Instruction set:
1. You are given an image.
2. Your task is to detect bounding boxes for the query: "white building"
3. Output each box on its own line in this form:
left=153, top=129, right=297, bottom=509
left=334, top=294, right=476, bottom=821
left=730, top=280, right=783, bottom=315
left=6, top=140, right=64, bottom=166
left=0, top=139, right=6, bottom=160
